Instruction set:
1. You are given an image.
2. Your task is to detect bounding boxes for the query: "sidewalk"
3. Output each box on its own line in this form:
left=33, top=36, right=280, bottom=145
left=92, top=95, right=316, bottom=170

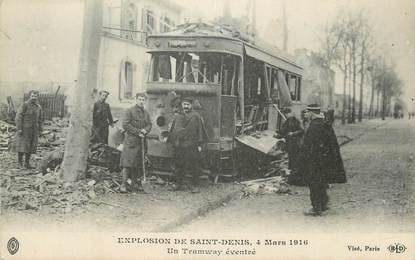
left=0, top=119, right=391, bottom=233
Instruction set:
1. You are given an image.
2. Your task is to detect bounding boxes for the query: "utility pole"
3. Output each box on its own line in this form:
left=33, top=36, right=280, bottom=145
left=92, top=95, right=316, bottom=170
left=282, top=0, right=288, bottom=51
left=251, top=0, right=256, bottom=39
left=60, top=0, right=103, bottom=181
left=223, top=0, right=230, bottom=18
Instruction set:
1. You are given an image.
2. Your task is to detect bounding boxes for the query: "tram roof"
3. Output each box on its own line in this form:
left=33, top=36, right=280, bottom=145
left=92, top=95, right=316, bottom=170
left=148, top=22, right=303, bottom=75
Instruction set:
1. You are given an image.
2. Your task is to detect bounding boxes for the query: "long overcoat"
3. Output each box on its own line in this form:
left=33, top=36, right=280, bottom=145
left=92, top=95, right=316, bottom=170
left=120, top=105, right=152, bottom=168
left=303, top=118, right=346, bottom=184
left=91, top=101, right=113, bottom=144
left=174, top=110, right=208, bottom=148
left=13, top=101, right=43, bottom=154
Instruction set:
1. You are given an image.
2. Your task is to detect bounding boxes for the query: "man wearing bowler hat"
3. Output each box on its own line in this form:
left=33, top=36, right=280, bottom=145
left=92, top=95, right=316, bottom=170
left=170, top=96, right=208, bottom=193
left=302, top=103, right=346, bottom=216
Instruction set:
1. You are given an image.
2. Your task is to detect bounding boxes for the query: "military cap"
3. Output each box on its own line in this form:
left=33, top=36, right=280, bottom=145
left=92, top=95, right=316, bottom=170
left=306, top=103, right=321, bottom=113
left=181, top=96, right=194, bottom=103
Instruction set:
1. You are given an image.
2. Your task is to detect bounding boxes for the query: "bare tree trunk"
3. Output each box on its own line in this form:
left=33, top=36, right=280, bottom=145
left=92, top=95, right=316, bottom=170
left=60, top=0, right=103, bottom=182
left=376, top=89, right=380, bottom=117
left=282, top=0, right=288, bottom=51
left=381, top=80, right=386, bottom=120
left=347, top=50, right=352, bottom=123
left=368, top=76, right=375, bottom=118
left=358, top=43, right=365, bottom=122
left=342, top=70, right=347, bottom=124
left=351, top=40, right=357, bottom=123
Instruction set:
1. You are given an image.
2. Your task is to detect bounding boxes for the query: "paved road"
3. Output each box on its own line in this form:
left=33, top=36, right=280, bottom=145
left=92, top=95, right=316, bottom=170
left=177, top=119, right=415, bottom=233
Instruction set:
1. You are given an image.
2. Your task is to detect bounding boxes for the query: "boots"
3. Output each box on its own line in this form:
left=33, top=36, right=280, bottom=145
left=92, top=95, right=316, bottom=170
left=120, top=168, right=129, bottom=193
left=24, top=153, right=33, bottom=169
left=190, top=175, right=200, bottom=193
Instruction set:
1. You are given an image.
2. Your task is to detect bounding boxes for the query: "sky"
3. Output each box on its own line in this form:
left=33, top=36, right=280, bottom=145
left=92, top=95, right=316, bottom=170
left=178, top=0, right=415, bottom=109
left=1, top=0, right=413, bottom=109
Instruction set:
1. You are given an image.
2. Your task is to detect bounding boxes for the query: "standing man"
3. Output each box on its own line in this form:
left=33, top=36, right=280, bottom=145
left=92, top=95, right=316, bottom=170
left=119, top=93, right=152, bottom=193
left=14, top=90, right=43, bottom=169
left=302, top=104, right=346, bottom=216
left=92, top=90, right=114, bottom=144
left=170, top=97, right=208, bottom=193
left=279, top=108, right=305, bottom=186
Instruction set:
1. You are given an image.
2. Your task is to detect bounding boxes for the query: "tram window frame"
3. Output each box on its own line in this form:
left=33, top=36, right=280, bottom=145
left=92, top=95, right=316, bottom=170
left=271, top=69, right=279, bottom=102
left=149, top=52, right=240, bottom=86
left=289, top=74, right=301, bottom=102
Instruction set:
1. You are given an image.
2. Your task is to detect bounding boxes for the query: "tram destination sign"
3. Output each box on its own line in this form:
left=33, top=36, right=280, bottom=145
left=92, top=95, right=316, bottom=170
left=168, top=40, right=197, bottom=48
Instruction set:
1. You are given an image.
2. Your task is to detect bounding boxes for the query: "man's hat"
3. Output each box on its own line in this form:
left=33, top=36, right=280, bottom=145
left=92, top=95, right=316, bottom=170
left=181, top=96, right=194, bottom=104
left=306, top=103, right=321, bottom=113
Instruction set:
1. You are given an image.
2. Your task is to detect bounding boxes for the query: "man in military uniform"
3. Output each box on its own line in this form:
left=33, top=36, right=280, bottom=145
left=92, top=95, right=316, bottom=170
left=170, top=97, right=208, bottom=193
left=14, top=90, right=43, bottom=169
left=119, top=93, right=152, bottom=193
left=302, top=104, right=346, bottom=216
left=92, top=90, right=114, bottom=144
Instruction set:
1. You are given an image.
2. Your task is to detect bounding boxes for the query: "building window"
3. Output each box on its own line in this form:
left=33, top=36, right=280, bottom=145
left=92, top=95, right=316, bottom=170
left=160, top=16, right=173, bottom=33
left=122, top=2, right=138, bottom=39
left=120, top=61, right=134, bottom=99
left=142, top=8, right=155, bottom=33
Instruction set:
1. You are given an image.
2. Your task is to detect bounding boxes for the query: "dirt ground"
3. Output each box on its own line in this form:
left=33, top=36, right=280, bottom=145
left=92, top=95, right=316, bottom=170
left=1, top=118, right=412, bottom=234
left=176, top=119, right=415, bottom=233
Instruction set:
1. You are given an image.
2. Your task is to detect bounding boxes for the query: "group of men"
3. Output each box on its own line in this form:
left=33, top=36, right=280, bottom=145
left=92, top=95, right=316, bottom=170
left=91, top=91, right=207, bottom=193
left=13, top=89, right=345, bottom=216
left=280, top=104, right=346, bottom=216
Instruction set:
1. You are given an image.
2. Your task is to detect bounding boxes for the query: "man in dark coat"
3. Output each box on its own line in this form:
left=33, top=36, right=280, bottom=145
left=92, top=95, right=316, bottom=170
left=14, top=90, right=43, bottom=169
left=279, top=108, right=305, bottom=186
left=92, top=90, right=114, bottom=144
left=302, top=104, right=346, bottom=216
left=169, top=97, right=208, bottom=193
left=119, top=93, right=152, bottom=193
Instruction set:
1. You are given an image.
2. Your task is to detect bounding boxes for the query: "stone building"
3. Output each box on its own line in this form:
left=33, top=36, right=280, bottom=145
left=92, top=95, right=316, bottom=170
left=294, top=48, right=335, bottom=110
left=0, top=0, right=181, bottom=111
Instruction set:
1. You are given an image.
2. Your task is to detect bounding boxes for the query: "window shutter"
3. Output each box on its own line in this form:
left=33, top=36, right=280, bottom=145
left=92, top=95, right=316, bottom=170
left=141, top=8, right=147, bottom=31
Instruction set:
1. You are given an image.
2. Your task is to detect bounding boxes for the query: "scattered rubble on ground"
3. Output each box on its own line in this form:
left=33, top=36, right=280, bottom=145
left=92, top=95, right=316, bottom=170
left=0, top=165, right=123, bottom=214
left=239, top=155, right=291, bottom=198
left=240, top=176, right=290, bottom=198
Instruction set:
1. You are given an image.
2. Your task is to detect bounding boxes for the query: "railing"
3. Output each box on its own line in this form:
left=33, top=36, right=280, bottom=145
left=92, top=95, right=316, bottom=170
left=102, top=26, right=148, bottom=45
left=23, top=93, right=66, bottom=120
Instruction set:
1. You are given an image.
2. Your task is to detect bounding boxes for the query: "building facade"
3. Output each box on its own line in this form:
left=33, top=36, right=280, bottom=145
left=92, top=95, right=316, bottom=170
left=0, top=0, right=181, bottom=111
left=294, top=49, right=335, bottom=111
left=99, top=0, right=181, bottom=109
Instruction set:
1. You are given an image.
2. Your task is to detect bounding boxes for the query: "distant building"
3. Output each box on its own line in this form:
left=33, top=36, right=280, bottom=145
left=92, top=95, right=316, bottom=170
left=294, top=49, right=335, bottom=110
left=0, top=0, right=181, bottom=110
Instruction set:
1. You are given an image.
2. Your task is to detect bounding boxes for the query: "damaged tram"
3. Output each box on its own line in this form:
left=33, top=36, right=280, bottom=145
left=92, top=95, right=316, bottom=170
left=145, top=23, right=303, bottom=178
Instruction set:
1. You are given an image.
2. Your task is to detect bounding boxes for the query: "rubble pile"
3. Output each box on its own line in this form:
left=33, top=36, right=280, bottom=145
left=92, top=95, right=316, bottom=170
left=89, top=143, right=121, bottom=172
left=0, top=118, right=69, bottom=154
left=0, top=120, right=16, bottom=152
left=262, top=154, right=291, bottom=177
left=38, top=117, right=69, bottom=148
left=240, top=176, right=290, bottom=198
left=0, top=165, right=123, bottom=213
